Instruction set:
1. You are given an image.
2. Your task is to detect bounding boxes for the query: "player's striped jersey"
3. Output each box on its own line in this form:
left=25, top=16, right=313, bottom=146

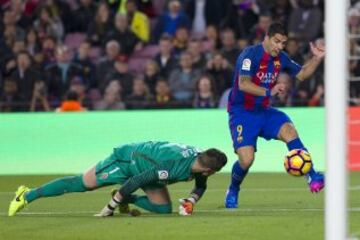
left=112, top=141, right=200, bottom=184
left=227, top=44, right=301, bottom=112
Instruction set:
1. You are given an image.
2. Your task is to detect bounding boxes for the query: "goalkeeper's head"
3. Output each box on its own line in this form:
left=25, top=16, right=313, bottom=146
left=196, top=148, right=227, bottom=175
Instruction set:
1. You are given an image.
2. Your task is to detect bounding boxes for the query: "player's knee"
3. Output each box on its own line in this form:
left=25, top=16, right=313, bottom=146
left=279, top=123, right=298, bottom=142
left=152, top=203, right=172, bottom=214
left=237, top=151, right=254, bottom=169
left=239, top=157, right=254, bottom=169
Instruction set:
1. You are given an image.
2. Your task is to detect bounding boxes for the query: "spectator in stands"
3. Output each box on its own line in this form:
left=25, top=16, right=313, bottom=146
left=0, top=77, right=25, bottom=112
left=293, top=75, right=323, bottom=107
left=206, top=51, right=233, bottom=96
left=349, top=39, right=360, bottom=104
left=72, top=41, right=96, bottom=89
left=25, top=28, right=41, bottom=56
left=41, top=36, right=57, bottom=67
left=173, top=26, right=190, bottom=58
left=30, top=80, right=51, bottom=112
left=237, top=38, right=249, bottom=52
left=125, top=77, right=152, bottom=109
left=348, top=7, right=360, bottom=35
left=126, top=0, right=150, bottom=43
left=285, top=38, right=304, bottom=65
left=68, top=76, right=92, bottom=109
left=220, top=0, right=260, bottom=39
left=73, top=0, right=97, bottom=33
left=1, top=39, right=25, bottom=77
left=288, top=0, right=322, bottom=42
left=293, top=38, right=324, bottom=107
left=271, top=72, right=293, bottom=107
left=249, top=13, right=272, bottom=44
left=204, top=25, right=222, bottom=51
left=104, top=54, right=134, bottom=97
left=56, top=90, right=86, bottom=112
left=152, top=79, right=173, bottom=108
left=187, top=38, right=207, bottom=70
left=185, top=0, right=224, bottom=38
left=87, top=1, right=114, bottom=46
left=8, top=0, right=33, bottom=30
left=144, top=59, right=161, bottom=94
left=11, top=51, right=43, bottom=105
left=94, top=80, right=125, bottom=110
left=168, top=51, right=200, bottom=103
left=270, top=0, right=292, bottom=26
left=154, top=34, right=177, bottom=79
left=153, top=0, right=191, bottom=42
left=105, top=13, right=141, bottom=56
left=33, top=6, right=64, bottom=42
left=193, top=74, right=217, bottom=108
left=44, top=45, right=83, bottom=102
left=220, top=29, right=240, bottom=67
left=42, top=0, right=74, bottom=33
left=96, top=40, right=120, bottom=91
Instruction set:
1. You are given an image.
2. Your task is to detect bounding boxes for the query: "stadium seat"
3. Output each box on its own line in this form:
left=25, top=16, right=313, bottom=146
left=89, top=47, right=102, bottom=64
left=132, top=45, right=159, bottom=58
left=64, top=33, right=87, bottom=51
left=128, top=57, right=148, bottom=74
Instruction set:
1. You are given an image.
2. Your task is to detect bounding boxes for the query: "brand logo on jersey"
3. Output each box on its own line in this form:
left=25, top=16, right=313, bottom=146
left=100, top=173, right=109, bottom=180
left=256, top=72, right=279, bottom=84
left=158, top=170, right=169, bottom=180
left=242, top=58, right=251, bottom=70
left=259, top=64, right=267, bottom=69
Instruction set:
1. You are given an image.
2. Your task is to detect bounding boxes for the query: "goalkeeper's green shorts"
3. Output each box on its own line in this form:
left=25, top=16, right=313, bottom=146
left=95, top=154, right=128, bottom=187
left=94, top=154, right=165, bottom=190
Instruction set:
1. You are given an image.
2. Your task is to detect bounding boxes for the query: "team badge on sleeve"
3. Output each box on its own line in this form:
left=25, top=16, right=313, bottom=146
left=242, top=58, right=251, bottom=70
left=158, top=170, right=169, bottom=180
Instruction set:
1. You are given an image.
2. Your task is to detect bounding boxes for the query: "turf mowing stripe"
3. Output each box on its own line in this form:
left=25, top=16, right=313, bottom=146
left=1, top=208, right=360, bottom=216
left=2, top=186, right=360, bottom=195
left=0, top=188, right=312, bottom=195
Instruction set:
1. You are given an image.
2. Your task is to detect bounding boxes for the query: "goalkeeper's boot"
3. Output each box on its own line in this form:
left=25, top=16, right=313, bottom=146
left=225, top=188, right=239, bottom=208
left=307, top=172, right=325, bottom=193
left=8, top=185, right=30, bottom=216
left=110, top=188, right=130, bottom=214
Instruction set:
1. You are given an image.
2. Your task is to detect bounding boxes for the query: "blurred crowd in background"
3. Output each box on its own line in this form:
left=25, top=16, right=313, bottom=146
left=0, top=0, right=354, bottom=112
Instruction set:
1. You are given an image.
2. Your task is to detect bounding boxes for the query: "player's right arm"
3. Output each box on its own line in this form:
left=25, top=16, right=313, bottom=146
left=239, top=75, right=268, bottom=96
left=239, top=75, right=285, bottom=97
left=237, top=51, right=283, bottom=97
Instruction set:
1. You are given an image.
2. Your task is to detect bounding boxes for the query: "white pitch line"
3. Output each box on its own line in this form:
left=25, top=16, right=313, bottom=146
left=0, top=186, right=359, bottom=195
left=1, top=207, right=360, bottom=217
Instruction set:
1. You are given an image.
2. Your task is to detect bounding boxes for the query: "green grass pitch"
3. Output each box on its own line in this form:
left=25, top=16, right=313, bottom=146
left=1, top=173, right=359, bottom=240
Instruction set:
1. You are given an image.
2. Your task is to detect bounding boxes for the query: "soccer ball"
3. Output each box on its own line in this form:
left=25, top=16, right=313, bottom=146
left=284, top=149, right=313, bottom=176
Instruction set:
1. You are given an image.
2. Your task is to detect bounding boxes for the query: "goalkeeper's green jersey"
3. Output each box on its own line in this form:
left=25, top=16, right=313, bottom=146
left=95, top=141, right=204, bottom=196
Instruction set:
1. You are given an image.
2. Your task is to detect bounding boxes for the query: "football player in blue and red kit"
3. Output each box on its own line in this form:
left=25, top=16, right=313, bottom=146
left=225, top=23, right=325, bottom=208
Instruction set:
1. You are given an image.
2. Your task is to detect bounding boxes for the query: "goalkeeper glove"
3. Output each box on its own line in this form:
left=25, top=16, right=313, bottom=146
left=178, top=197, right=196, bottom=216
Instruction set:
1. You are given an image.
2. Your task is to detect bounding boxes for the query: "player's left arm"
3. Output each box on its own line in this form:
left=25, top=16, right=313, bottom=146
left=95, top=168, right=162, bottom=217
left=178, top=174, right=207, bottom=215
left=296, top=41, right=325, bottom=81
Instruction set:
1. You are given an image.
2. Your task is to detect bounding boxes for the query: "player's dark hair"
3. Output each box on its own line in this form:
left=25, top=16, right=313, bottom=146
left=198, top=148, right=227, bottom=171
left=267, top=23, right=288, bottom=37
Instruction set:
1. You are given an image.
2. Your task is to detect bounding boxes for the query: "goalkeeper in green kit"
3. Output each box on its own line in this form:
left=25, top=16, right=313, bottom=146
left=8, top=141, right=227, bottom=217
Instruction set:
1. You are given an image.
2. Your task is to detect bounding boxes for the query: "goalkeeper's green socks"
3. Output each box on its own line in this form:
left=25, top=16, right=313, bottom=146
left=25, top=175, right=88, bottom=203
left=133, top=196, right=172, bottom=214
left=123, top=195, right=172, bottom=214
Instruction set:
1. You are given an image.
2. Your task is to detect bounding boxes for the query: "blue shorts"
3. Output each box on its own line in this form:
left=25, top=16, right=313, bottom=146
left=228, top=107, right=292, bottom=151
